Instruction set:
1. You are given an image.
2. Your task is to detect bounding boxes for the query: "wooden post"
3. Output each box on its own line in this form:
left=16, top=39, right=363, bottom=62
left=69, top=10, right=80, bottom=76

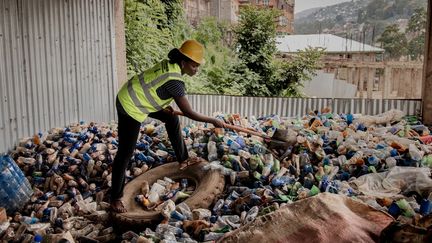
left=356, top=67, right=360, bottom=97
left=358, top=67, right=364, bottom=98
left=395, top=68, right=401, bottom=98
left=377, top=68, right=384, bottom=98
left=400, top=68, right=406, bottom=98
left=408, top=68, right=414, bottom=98
left=423, top=0, right=432, bottom=124
left=415, top=68, right=422, bottom=98
left=406, top=68, right=412, bottom=98
left=367, top=68, right=375, bottom=99
left=383, top=66, right=392, bottom=98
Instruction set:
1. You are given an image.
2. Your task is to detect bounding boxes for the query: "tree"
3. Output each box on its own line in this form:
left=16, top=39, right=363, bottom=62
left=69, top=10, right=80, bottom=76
left=377, top=24, right=408, bottom=60
left=408, top=36, right=425, bottom=61
left=406, top=7, right=426, bottom=60
left=275, top=48, right=324, bottom=97
left=192, top=17, right=225, bottom=46
left=184, top=17, right=241, bottom=95
left=407, top=7, right=427, bottom=34
left=365, top=0, right=387, bottom=20
left=232, top=6, right=323, bottom=97
left=125, top=0, right=189, bottom=77
left=234, top=6, right=280, bottom=96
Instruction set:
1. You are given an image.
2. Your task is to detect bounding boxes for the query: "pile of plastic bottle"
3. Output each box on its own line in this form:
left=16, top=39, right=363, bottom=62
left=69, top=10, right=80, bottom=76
left=0, top=109, right=431, bottom=242
left=135, top=177, right=194, bottom=210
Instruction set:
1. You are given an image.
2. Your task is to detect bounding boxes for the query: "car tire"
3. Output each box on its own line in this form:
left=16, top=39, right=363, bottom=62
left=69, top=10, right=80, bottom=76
left=113, top=161, right=225, bottom=229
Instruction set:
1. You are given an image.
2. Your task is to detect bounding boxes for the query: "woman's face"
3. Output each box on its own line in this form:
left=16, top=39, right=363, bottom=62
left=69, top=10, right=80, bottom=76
left=181, top=60, right=200, bottom=76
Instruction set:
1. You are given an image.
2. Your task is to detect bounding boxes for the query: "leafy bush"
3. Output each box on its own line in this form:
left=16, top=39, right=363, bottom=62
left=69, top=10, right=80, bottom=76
left=125, top=0, right=189, bottom=78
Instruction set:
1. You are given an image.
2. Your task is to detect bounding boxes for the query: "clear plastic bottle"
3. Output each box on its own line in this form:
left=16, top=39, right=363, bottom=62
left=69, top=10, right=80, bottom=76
left=148, top=182, right=166, bottom=203
left=252, top=143, right=266, bottom=154
left=220, top=214, right=240, bottom=225
left=226, top=139, right=241, bottom=153
left=204, top=232, right=225, bottom=241
left=21, top=216, right=40, bottom=224
left=244, top=206, right=259, bottom=224
left=155, top=223, right=183, bottom=237
left=212, top=199, right=224, bottom=213
left=207, top=141, right=218, bottom=162
left=238, top=149, right=251, bottom=159
left=262, top=154, right=274, bottom=177
left=385, top=157, right=397, bottom=168
left=176, top=203, right=192, bottom=220
left=409, top=144, right=424, bottom=161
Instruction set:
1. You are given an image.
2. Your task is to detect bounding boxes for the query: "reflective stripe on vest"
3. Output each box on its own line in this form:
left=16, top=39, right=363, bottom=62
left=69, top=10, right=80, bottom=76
left=118, top=60, right=183, bottom=122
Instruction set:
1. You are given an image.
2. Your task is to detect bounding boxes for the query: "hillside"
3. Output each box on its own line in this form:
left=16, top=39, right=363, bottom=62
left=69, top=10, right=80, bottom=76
left=294, top=0, right=427, bottom=44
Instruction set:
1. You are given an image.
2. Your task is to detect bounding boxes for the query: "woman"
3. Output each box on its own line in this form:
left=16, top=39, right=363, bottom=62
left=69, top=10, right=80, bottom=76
left=111, top=40, right=225, bottom=213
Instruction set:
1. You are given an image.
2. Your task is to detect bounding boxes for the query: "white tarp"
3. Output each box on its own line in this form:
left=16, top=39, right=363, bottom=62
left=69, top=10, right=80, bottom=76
left=302, top=71, right=357, bottom=98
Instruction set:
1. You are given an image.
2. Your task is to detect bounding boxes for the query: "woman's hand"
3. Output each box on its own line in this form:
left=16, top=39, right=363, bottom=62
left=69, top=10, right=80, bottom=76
left=210, top=118, right=225, bottom=128
left=174, top=96, right=225, bottom=128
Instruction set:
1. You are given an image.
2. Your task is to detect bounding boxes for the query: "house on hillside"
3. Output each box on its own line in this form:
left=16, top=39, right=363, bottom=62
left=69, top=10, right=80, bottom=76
left=276, top=34, right=384, bottom=62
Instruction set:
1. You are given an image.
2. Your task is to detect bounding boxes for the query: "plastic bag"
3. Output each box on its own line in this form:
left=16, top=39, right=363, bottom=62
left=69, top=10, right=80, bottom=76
left=351, top=166, right=432, bottom=198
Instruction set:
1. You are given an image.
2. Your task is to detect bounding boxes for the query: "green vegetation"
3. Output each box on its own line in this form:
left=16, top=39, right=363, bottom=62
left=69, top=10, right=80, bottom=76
left=406, top=7, right=427, bottom=60
left=377, top=24, right=408, bottom=59
left=295, top=0, right=427, bottom=60
left=125, top=0, right=188, bottom=77
left=125, top=1, right=323, bottom=97
left=377, top=6, right=427, bottom=60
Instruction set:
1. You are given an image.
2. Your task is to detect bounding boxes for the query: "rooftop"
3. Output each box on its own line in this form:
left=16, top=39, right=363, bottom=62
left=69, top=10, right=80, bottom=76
left=276, top=34, right=384, bottom=54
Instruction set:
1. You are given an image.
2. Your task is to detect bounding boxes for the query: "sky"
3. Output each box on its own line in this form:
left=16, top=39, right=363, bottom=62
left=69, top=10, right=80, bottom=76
left=295, top=0, right=351, bottom=13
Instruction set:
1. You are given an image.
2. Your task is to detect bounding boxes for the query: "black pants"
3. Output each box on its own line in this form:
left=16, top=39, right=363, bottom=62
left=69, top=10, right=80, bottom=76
left=110, top=104, right=188, bottom=201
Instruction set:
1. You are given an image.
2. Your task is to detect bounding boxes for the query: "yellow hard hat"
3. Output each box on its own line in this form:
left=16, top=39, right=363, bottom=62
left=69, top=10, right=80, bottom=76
left=178, top=40, right=204, bottom=64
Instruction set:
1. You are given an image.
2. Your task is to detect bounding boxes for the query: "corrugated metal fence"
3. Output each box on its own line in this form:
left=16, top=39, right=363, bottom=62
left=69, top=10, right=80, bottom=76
left=175, top=95, right=422, bottom=125
left=0, top=0, right=117, bottom=153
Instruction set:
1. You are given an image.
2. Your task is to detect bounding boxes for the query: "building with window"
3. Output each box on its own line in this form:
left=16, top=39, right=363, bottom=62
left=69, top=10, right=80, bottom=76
left=183, top=0, right=294, bottom=34
left=239, top=0, right=294, bottom=34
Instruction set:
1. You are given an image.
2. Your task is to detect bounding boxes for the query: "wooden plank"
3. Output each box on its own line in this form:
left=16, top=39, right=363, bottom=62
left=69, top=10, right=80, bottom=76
left=393, top=69, right=399, bottom=97
left=383, top=67, right=392, bottom=99
left=408, top=68, right=414, bottom=98
left=356, top=67, right=361, bottom=97
left=414, top=68, right=422, bottom=98
left=367, top=68, right=374, bottom=99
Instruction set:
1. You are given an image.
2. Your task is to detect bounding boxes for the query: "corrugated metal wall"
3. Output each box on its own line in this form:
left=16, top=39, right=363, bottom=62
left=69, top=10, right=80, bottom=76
left=0, top=0, right=117, bottom=153
left=175, top=95, right=422, bottom=125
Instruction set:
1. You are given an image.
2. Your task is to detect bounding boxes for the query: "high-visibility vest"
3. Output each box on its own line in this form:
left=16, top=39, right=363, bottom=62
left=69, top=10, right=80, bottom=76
left=117, top=59, right=184, bottom=122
